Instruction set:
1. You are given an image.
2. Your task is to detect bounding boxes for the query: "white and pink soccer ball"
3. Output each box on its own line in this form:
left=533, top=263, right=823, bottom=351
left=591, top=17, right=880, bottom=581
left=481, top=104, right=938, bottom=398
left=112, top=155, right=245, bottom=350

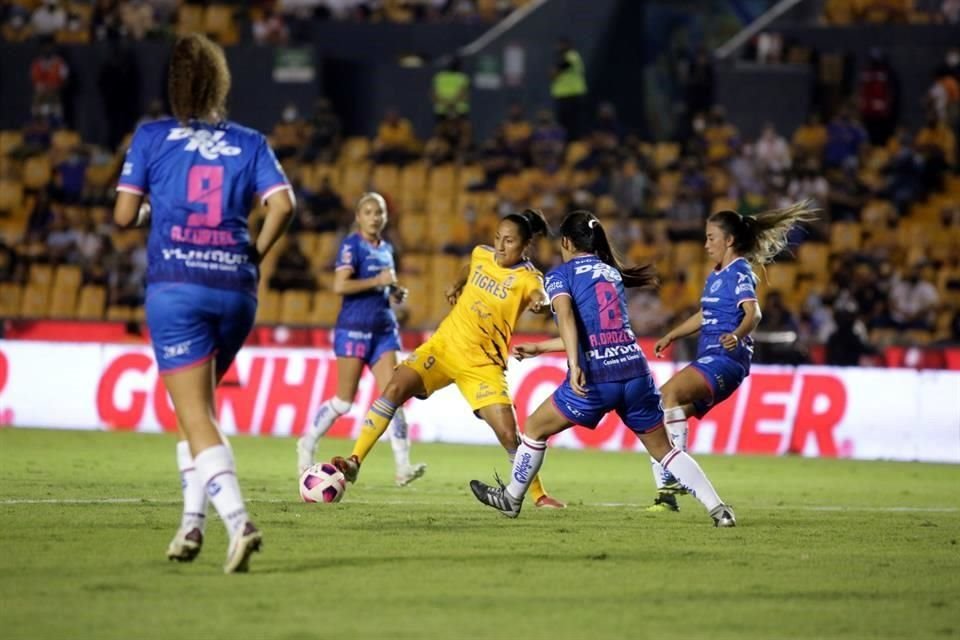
left=299, top=463, right=347, bottom=503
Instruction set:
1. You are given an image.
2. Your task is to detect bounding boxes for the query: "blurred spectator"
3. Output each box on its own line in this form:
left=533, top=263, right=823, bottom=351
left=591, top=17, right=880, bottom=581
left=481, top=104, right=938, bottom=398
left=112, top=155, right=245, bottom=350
left=754, top=122, right=792, bottom=174
left=372, top=109, right=419, bottom=165
left=92, top=0, right=121, bottom=41
left=550, top=37, right=587, bottom=141
left=299, top=177, right=344, bottom=232
left=269, top=238, right=317, bottom=291
left=681, top=48, right=714, bottom=119
left=99, top=33, right=140, bottom=151
left=432, top=57, right=469, bottom=121
left=119, top=0, right=154, bottom=40
left=425, top=115, right=470, bottom=165
left=728, top=144, right=765, bottom=197
left=45, top=210, right=80, bottom=264
left=529, top=109, right=565, bottom=170
left=472, top=128, right=516, bottom=190
left=889, top=265, right=939, bottom=330
left=787, top=162, right=829, bottom=211
left=253, top=9, right=289, bottom=45
left=666, top=187, right=705, bottom=241
left=792, top=113, right=828, bottom=165
left=826, top=165, right=868, bottom=221
left=502, top=103, right=532, bottom=157
left=915, top=110, right=955, bottom=177
left=610, top=156, right=650, bottom=217
left=272, top=103, right=307, bottom=161
left=944, top=0, right=960, bottom=23
left=0, top=240, right=25, bottom=283
left=303, top=98, right=342, bottom=163
left=857, top=49, right=898, bottom=145
left=575, top=102, right=622, bottom=170
left=31, top=0, right=67, bottom=37
left=824, top=107, right=867, bottom=169
left=881, top=130, right=925, bottom=213
left=52, top=148, right=89, bottom=203
left=30, top=41, right=69, bottom=114
left=55, top=11, right=90, bottom=45
left=826, top=309, right=877, bottom=365
left=18, top=104, right=60, bottom=155
left=2, top=12, right=33, bottom=43
left=704, top=106, right=739, bottom=162
left=927, top=66, right=959, bottom=131
left=762, top=290, right=799, bottom=332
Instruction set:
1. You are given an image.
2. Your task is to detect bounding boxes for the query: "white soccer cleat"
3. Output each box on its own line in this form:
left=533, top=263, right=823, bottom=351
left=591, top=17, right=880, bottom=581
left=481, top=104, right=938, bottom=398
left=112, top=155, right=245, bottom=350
left=166, top=527, right=203, bottom=562
left=296, top=436, right=316, bottom=476
left=395, top=462, right=427, bottom=487
left=710, top=504, right=737, bottom=528
left=224, top=521, right=262, bottom=574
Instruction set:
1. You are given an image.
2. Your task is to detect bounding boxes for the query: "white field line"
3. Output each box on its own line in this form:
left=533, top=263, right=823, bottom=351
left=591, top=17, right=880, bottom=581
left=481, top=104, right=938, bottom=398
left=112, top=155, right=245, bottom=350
left=0, top=497, right=956, bottom=513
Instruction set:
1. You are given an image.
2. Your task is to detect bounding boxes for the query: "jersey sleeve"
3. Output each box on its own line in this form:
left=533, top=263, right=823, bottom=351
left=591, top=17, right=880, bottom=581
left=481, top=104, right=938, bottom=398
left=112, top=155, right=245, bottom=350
left=544, top=266, right=570, bottom=308
left=335, top=236, right=359, bottom=273
left=117, top=125, right=151, bottom=196
left=254, top=136, right=291, bottom=204
left=733, top=264, right=758, bottom=306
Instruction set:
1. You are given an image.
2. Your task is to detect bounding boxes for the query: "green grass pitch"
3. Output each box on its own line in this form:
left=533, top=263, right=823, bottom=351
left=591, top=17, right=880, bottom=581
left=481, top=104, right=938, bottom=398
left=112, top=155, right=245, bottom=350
left=1, top=428, right=958, bottom=640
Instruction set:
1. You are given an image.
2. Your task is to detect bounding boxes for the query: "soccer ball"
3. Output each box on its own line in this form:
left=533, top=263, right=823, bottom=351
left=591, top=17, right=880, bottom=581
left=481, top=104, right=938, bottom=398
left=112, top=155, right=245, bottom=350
left=299, top=463, right=346, bottom=503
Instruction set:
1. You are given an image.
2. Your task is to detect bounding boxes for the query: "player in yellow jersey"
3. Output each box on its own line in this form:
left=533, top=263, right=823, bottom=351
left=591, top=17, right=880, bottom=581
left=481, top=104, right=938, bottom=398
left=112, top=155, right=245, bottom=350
left=331, top=209, right=565, bottom=508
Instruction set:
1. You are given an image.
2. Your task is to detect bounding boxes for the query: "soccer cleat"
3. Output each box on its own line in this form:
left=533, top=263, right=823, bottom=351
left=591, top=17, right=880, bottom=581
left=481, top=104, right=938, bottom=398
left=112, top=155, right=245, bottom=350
left=710, top=504, right=737, bottom=528
left=661, top=479, right=688, bottom=496
left=224, top=521, right=262, bottom=574
left=646, top=492, right=680, bottom=513
left=395, top=462, right=427, bottom=487
left=296, top=436, right=316, bottom=476
left=534, top=495, right=566, bottom=509
left=166, top=527, right=203, bottom=562
left=331, top=455, right=361, bottom=483
left=469, top=478, right=522, bottom=518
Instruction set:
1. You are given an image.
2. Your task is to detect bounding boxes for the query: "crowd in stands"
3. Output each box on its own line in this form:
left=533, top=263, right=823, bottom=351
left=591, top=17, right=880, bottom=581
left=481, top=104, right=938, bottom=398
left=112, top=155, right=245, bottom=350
left=822, top=0, right=960, bottom=24
left=0, top=0, right=530, bottom=46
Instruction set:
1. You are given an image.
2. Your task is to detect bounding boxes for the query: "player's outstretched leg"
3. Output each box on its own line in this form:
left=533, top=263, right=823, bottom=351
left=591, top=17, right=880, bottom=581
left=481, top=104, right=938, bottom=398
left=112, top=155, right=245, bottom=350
left=389, top=408, right=427, bottom=486
left=167, top=439, right=208, bottom=561
left=298, top=396, right=353, bottom=475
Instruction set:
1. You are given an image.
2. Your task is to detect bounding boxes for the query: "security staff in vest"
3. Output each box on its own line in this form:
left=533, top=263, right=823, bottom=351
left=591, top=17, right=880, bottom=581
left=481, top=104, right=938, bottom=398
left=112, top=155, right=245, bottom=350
left=551, top=36, right=587, bottom=141
left=433, top=56, right=470, bottom=122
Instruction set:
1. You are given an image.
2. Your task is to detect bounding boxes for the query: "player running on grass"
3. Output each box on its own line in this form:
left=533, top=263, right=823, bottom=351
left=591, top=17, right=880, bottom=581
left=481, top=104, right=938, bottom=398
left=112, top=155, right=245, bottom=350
left=296, top=192, right=426, bottom=486
left=470, top=211, right=736, bottom=526
left=330, top=209, right=565, bottom=509
left=647, top=202, right=817, bottom=512
left=114, top=34, right=295, bottom=573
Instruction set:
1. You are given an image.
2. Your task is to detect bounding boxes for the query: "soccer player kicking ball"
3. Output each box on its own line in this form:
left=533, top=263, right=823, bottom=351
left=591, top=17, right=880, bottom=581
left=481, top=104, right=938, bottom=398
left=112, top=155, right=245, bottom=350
left=470, top=211, right=736, bottom=526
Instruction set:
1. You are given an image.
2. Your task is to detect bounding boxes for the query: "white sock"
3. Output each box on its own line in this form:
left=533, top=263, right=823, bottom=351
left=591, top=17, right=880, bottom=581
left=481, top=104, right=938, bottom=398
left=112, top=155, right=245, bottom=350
left=176, top=441, right=207, bottom=532
left=389, top=408, right=411, bottom=469
left=659, top=406, right=689, bottom=486
left=660, top=448, right=723, bottom=512
left=506, top=435, right=546, bottom=501
left=194, top=444, right=248, bottom=538
left=650, top=457, right=667, bottom=490
left=305, top=397, right=352, bottom=447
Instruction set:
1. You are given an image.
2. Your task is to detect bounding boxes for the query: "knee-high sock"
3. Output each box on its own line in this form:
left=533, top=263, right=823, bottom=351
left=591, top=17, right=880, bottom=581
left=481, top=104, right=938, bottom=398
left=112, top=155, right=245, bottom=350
left=658, top=406, right=689, bottom=486
left=304, top=396, right=352, bottom=448
left=194, top=444, right=248, bottom=538
left=506, top=435, right=548, bottom=501
left=650, top=457, right=667, bottom=490
left=177, top=440, right=207, bottom=532
left=389, top=407, right=411, bottom=469
left=660, top=448, right=722, bottom=512
left=351, top=397, right=397, bottom=462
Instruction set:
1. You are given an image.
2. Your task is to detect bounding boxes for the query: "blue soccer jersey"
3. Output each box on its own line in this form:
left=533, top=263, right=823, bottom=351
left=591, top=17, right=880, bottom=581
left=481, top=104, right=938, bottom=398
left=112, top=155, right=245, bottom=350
left=545, top=255, right=650, bottom=383
left=334, top=232, right=398, bottom=333
left=117, top=118, right=289, bottom=294
left=698, top=257, right=758, bottom=369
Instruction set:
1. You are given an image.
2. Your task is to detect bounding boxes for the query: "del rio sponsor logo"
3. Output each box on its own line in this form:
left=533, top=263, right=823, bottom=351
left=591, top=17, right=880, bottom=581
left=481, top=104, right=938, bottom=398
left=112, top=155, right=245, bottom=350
left=167, top=127, right=241, bottom=160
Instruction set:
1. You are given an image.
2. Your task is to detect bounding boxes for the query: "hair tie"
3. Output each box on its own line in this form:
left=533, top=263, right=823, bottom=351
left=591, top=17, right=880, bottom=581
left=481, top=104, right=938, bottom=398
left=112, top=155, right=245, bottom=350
left=588, top=218, right=598, bottom=229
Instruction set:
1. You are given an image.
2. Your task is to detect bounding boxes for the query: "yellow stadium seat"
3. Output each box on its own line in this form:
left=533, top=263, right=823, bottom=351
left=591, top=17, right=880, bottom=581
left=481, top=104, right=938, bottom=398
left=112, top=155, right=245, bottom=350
left=316, top=232, right=340, bottom=267
left=205, top=5, right=239, bottom=46
left=177, top=4, right=205, bottom=36
left=53, top=264, right=82, bottom=290
left=310, top=290, right=340, bottom=326
left=105, top=305, right=132, bottom=321
left=371, top=164, right=401, bottom=200
left=671, top=242, right=702, bottom=268
left=797, top=242, right=829, bottom=276
left=829, top=222, right=862, bottom=252
left=85, top=162, right=117, bottom=189
left=21, top=283, right=51, bottom=317
left=401, top=274, right=431, bottom=328
left=564, top=141, right=591, bottom=168
left=399, top=253, right=429, bottom=274
left=653, top=142, right=680, bottom=170
left=457, top=164, right=485, bottom=192
left=0, top=130, right=23, bottom=156
left=256, top=289, right=280, bottom=325
left=0, top=179, right=23, bottom=212
left=51, top=130, right=80, bottom=155
left=76, top=285, right=106, bottom=320
left=280, top=290, right=312, bottom=325
left=339, top=162, right=371, bottom=206
left=340, top=137, right=371, bottom=165
left=29, top=263, right=54, bottom=288
left=0, top=283, right=22, bottom=318
left=399, top=213, right=427, bottom=249
left=23, top=155, right=51, bottom=190
left=764, top=263, right=798, bottom=292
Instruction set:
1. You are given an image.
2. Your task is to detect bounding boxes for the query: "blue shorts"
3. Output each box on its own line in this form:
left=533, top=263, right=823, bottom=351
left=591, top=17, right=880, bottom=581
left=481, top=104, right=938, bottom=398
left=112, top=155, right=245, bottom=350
left=552, top=374, right=664, bottom=435
left=688, top=353, right=748, bottom=417
left=145, top=283, right=256, bottom=376
left=333, top=327, right=401, bottom=365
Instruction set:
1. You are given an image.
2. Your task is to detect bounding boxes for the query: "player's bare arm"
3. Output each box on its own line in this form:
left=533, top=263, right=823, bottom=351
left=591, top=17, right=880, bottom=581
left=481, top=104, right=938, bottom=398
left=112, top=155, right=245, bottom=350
left=112, top=191, right=145, bottom=228
left=333, top=265, right=396, bottom=295
left=252, top=189, right=296, bottom=265
left=552, top=294, right=586, bottom=397
left=721, top=300, right=762, bottom=351
left=444, top=261, right=470, bottom=305
left=655, top=310, right=704, bottom=357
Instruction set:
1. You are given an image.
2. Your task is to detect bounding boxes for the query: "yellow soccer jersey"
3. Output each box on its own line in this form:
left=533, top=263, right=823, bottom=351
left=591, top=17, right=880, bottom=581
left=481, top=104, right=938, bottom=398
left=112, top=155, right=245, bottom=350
left=433, top=245, right=544, bottom=370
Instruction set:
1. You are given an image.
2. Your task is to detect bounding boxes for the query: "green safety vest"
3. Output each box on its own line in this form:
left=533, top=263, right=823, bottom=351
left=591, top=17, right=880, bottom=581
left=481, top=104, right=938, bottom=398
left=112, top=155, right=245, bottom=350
left=434, top=70, right=469, bottom=115
left=551, top=50, right=587, bottom=98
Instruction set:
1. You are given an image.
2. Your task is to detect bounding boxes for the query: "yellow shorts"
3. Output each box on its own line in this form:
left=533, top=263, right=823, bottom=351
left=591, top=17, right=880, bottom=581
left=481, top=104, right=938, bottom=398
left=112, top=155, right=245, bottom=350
left=403, top=334, right=511, bottom=411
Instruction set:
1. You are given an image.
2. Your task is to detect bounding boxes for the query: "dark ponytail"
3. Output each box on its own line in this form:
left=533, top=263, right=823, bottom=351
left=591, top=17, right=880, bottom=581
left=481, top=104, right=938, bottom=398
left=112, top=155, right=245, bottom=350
left=708, top=201, right=819, bottom=266
left=559, top=210, right=658, bottom=290
left=503, top=208, right=549, bottom=243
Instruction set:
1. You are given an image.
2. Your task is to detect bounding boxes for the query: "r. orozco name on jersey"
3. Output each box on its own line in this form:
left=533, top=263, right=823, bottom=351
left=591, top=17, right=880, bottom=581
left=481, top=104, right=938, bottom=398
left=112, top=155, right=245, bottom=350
left=167, top=127, right=241, bottom=160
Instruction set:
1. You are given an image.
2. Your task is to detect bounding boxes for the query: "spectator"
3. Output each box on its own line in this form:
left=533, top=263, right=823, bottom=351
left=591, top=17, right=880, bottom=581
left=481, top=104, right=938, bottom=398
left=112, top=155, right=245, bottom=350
left=272, top=103, right=306, bottom=161
left=55, top=11, right=90, bottom=45
left=2, top=12, right=33, bottom=43
left=472, top=127, right=517, bottom=190
left=915, top=110, right=956, bottom=176
left=303, top=98, right=342, bottom=162
left=269, top=237, right=317, bottom=291
left=826, top=309, right=878, bottom=365
left=372, top=108, right=419, bottom=165
left=91, top=0, right=121, bottom=41
left=944, top=0, right=960, bottom=23
left=792, top=112, right=828, bottom=164
left=760, top=290, right=800, bottom=332
left=704, top=105, right=739, bottom=162
left=754, top=122, right=792, bottom=174
left=610, top=156, right=650, bottom=217
left=425, top=114, right=470, bottom=165
left=432, top=57, right=469, bottom=121
left=30, top=41, right=69, bottom=114
left=529, top=109, right=565, bottom=170
left=299, top=177, right=344, bottom=232
left=575, top=102, right=622, bottom=170
left=502, top=103, right=532, bottom=157
left=728, top=143, right=765, bottom=197
left=119, top=0, right=154, bottom=40
left=666, top=187, right=705, bottom=241
left=253, top=8, right=289, bottom=45
left=31, top=0, right=67, bottom=37
left=826, top=165, right=868, bottom=221
left=857, top=48, right=898, bottom=146
left=824, top=107, right=867, bottom=169
left=52, top=148, right=89, bottom=203
left=550, top=36, right=587, bottom=140
left=928, top=66, right=959, bottom=133
left=889, top=265, right=939, bottom=330
left=787, top=162, right=830, bottom=211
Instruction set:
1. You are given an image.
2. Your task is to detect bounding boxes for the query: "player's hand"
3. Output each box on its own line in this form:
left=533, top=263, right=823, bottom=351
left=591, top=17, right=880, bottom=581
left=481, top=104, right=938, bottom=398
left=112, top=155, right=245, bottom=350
left=445, top=284, right=464, bottom=306
left=375, top=268, right=397, bottom=288
left=654, top=335, right=674, bottom=359
left=389, top=285, right=408, bottom=304
left=720, top=333, right=739, bottom=351
left=570, top=364, right=588, bottom=397
left=512, top=342, right=542, bottom=361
